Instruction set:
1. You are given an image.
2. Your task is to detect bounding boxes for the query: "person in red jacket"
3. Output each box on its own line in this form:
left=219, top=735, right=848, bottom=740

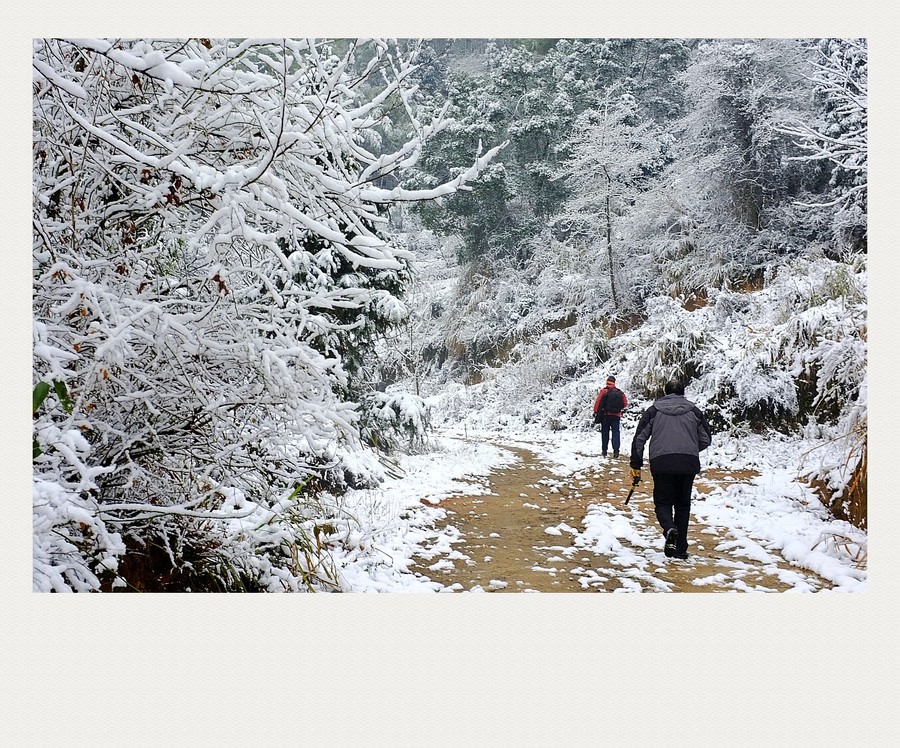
left=593, top=375, right=628, bottom=458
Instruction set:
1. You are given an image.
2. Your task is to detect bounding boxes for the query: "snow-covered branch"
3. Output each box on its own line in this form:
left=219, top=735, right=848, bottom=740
left=32, top=37, right=500, bottom=591
left=778, top=39, right=867, bottom=193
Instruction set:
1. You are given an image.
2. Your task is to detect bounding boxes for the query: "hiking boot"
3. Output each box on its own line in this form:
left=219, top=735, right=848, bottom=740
left=602, top=452, right=608, bottom=457
left=664, top=527, right=678, bottom=557
left=674, top=553, right=689, bottom=560
left=613, top=452, right=620, bottom=458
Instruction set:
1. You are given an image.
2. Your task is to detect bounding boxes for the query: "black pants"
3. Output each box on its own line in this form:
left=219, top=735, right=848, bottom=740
left=651, top=472, right=695, bottom=555
left=599, top=414, right=621, bottom=454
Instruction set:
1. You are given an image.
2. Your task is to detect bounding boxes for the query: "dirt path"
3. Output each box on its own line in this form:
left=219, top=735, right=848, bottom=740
left=411, top=443, right=833, bottom=592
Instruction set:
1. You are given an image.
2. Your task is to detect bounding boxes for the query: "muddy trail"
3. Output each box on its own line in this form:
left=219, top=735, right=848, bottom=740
left=411, top=443, right=834, bottom=593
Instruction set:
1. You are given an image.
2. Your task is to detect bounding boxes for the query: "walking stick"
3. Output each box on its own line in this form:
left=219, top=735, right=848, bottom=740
left=624, top=474, right=640, bottom=505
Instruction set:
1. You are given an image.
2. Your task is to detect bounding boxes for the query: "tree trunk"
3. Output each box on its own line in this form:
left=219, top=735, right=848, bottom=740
left=602, top=166, right=618, bottom=309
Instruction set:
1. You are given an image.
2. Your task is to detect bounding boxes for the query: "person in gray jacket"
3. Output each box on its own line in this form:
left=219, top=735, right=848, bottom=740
left=629, top=380, right=712, bottom=559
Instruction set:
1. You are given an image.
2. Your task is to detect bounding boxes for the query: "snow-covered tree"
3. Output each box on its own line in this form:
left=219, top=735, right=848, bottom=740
left=549, top=38, right=694, bottom=122
left=32, top=37, right=500, bottom=591
left=655, top=39, right=820, bottom=291
left=553, top=88, right=666, bottom=310
left=779, top=38, right=867, bottom=255
left=410, top=39, right=693, bottom=273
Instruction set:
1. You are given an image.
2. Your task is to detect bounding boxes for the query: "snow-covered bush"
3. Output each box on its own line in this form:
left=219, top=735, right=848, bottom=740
left=617, top=295, right=707, bottom=397
left=33, top=475, right=126, bottom=593
left=32, top=38, right=500, bottom=591
left=362, top=391, right=432, bottom=453
left=610, top=257, right=865, bottom=430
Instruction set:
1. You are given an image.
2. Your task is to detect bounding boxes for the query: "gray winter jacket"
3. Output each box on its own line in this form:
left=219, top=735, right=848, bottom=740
left=629, top=394, right=712, bottom=475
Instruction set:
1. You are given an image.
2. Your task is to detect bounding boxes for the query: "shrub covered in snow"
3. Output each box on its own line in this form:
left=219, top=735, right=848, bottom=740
left=362, top=391, right=432, bottom=453
left=608, top=257, right=866, bottom=431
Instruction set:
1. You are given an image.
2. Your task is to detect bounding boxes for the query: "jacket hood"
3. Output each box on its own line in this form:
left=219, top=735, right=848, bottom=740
left=654, top=393, right=695, bottom=415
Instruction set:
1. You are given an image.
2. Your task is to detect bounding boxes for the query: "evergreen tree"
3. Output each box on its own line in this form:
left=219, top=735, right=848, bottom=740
left=408, top=38, right=693, bottom=275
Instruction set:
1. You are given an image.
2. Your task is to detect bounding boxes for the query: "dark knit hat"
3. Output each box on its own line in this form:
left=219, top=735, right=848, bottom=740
left=606, top=375, right=616, bottom=384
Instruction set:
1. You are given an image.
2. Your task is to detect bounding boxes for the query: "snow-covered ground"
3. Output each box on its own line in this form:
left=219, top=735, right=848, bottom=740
left=330, top=405, right=867, bottom=592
